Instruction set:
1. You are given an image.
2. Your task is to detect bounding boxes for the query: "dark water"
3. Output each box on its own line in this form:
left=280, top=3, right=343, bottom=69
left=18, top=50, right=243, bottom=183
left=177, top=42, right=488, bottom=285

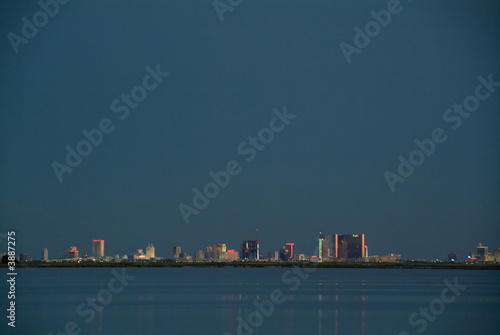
left=5, top=267, right=500, bottom=335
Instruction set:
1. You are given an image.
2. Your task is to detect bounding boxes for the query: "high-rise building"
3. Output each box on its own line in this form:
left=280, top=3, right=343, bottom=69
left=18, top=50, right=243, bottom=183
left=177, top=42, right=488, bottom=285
left=318, top=233, right=329, bottom=261
left=92, top=239, right=105, bottom=259
left=279, top=243, right=294, bottom=261
left=240, top=240, right=260, bottom=260
left=41, top=248, right=48, bottom=262
left=493, top=248, right=500, bottom=263
left=285, top=243, right=294, bottom=260
left=20, top=253, right=29, bottom=262
left=194, top=250, right=205, bottom=260
left=146, top=244, right=155, bottom=259
left=68, top=246, right=79, bottom=259
left=476, top=243, right=488, bottom=262
left=173, top=246, right=181, bottom=259
left=214, top=243, right=227, bottom=253
left=334, top=234, right=366, bottom=260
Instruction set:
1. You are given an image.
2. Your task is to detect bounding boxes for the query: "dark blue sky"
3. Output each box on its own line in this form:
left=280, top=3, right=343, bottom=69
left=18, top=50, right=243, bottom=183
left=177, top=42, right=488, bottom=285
left=1, top=0, right=499, bottom=260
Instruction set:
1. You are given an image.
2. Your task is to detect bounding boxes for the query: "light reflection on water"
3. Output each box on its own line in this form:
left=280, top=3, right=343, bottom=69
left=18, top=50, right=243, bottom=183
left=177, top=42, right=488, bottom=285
left=12, top=268, right=500, bottom=335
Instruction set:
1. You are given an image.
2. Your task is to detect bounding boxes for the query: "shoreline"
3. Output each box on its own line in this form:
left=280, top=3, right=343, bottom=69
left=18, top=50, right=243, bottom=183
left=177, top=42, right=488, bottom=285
left=2, top=262, right=499, bottom=270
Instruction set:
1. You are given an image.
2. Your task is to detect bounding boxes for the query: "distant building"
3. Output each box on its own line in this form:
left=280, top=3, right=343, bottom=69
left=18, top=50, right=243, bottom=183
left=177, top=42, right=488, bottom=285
left=180, top=252, right=192, bottom=261
left=334, top=234, right=366, bottom=260
left=214, top=244, right=227, bottom=253
left=41, top=248, right=48, bottom=262
left=146, top=244, right=155, bottom=259
left=92, top=239, right=105, bottom=259
left=318, top=233, right=329, bottom=261
left=225, top=249, right=239, bottom=261
left=206, top=248, right=224, bottom=260
left=194, top=250, right=205, bottom=260
left=368, top=254, right=401, bottom=262
left=267, top=250, right=279, bottom=261
left=20, top=253, right=29, bottom=262
left=133, top=249, right=146, bottom=260
left=241, top=240, right=259, bottom=260
left=476, top=243, right=488, bottom=262
left=67, top=246, right=79, bottom=259
left=492, top=248, right=500, bottom=263
left=173, top=246, right=181, bottom=259
left=279, top=243, right=294, bottom=261
left=285, top=243, right=294, bottom=260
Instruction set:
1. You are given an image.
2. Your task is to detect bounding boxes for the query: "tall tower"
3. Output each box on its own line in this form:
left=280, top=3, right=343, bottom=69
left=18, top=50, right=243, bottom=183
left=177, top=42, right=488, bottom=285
left=92, top=239, right=105, bottom=259
left=146, top=244, right=155, bottom=259
left=285, top=243, right=294, bottom=260
left=173, top=246, right=181, bottom=259
left=319, top=233, right=328, bottom=261
left=41, top=248, right=48, bottom=261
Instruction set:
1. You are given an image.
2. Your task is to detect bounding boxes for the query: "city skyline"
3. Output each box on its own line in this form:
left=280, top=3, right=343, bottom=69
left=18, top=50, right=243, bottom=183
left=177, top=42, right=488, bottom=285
left=10, top=233, right=498, bottom=263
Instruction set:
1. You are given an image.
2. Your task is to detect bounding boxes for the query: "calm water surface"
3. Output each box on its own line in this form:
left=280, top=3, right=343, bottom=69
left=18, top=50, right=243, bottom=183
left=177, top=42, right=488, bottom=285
left=8, top=267, right=500, bottom=335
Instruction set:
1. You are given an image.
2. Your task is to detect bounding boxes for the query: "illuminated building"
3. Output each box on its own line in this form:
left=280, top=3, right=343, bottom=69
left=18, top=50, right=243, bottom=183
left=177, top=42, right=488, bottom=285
left=318, top=233, right=329, bottom=261
left=68, top=246, right=79, bottom=259
left=133, top=249, right=146, bottom=260
left=476, top=243, right=488, bottom=262
left=214, top=243, right=227, bottom=252
left=146, top=244, right=155, bottom=259
left=241, top=240, right=260, bottom=260
left=173, top=246, right=181, bottom=259
left=279, top=243, right=294, bottom=261
left=92, top=239, right=105, bottom=258
left=20, top=253, right=29, bottom=262
left=334, top=234, right=366, bottom=260
left=225, top=249, right=239, bottom=261
left=285, top=243, right=294, bottom=259
left=493, top=249, right=500, bottom=263
left=41, top=248, right=48, bottom=261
